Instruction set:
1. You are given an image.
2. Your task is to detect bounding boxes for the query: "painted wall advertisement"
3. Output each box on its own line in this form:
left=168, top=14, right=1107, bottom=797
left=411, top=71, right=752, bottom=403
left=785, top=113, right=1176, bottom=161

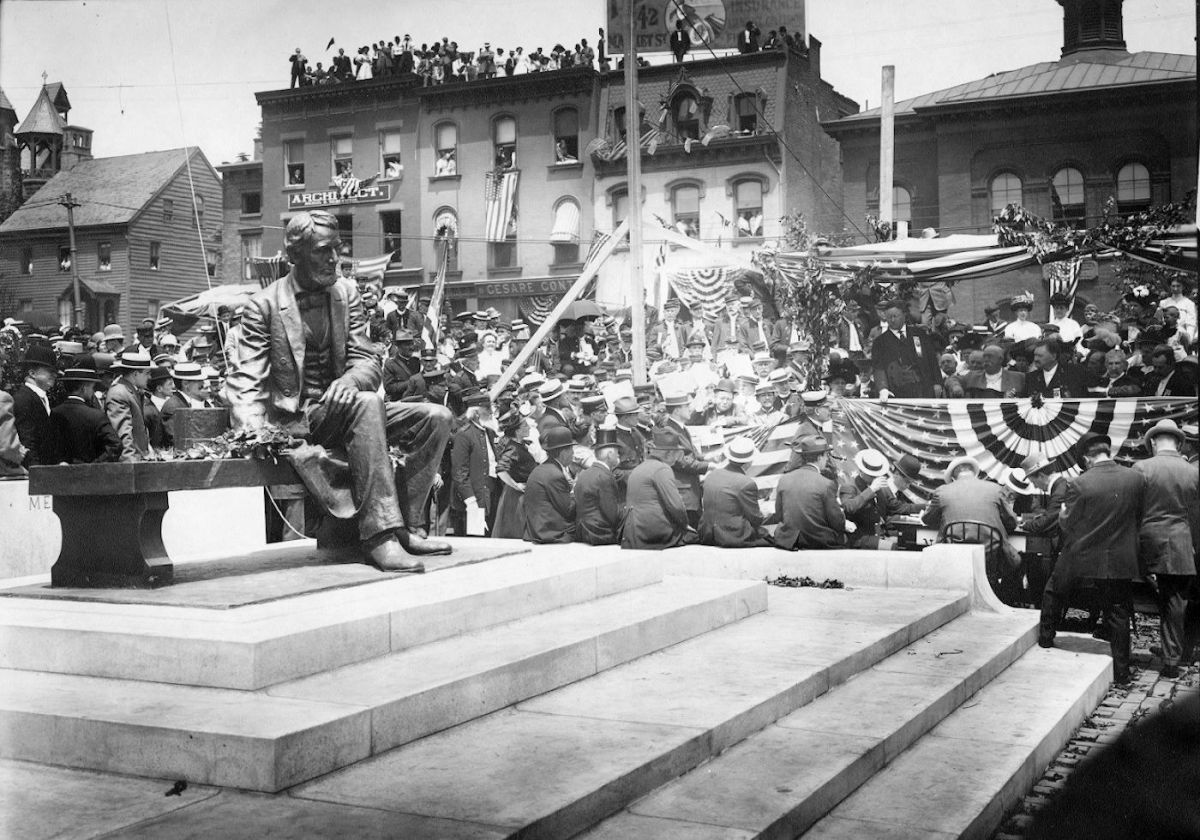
left=606, top=0, right=804, bottom=52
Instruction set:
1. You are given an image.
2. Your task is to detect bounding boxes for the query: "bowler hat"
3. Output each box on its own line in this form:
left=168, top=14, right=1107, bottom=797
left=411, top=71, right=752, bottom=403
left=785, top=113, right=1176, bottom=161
left=943, top=454, right=980, bottom=484
left=714, top=378, right=735, bottom=394
left=149, top=366, right=172, bottom=387
left=894, top=454, right=922, bottom=481
left=792, top=434, right=830, bottom=455
left=541, top=426, right=574, bottom=451
left=647, top=429, right=684, bottom=452
left=20, top=345, right=56, bottom=371
left=1076, top=431, right=1111, bottom=453
left=613, top=396, right=639, bottom=415
left=1142, top=418, right=1186, bottom=450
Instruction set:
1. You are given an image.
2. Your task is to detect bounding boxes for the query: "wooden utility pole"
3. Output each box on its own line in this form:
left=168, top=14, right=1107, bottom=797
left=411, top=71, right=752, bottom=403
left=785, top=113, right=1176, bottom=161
left=624, top=0, right=647, bottom=385
left=58, top=192, right=84, bottom=328
left=879, top=66, right=895, bottom=238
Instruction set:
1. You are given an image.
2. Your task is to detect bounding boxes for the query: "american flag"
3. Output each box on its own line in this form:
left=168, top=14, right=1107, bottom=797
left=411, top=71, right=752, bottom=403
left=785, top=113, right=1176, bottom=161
left=1043, top=258, right=1080, bottom=318
left=350, top=251, right=395, bottom=282
left=484, top=170, right=519, bottom=243
left=701, top=397, right=1197, bottom=508
left=665, top=267, right=745, bottom=319
left=425, top=238, right=451, bottom=348
left=247, top=253, right=289, bottom=288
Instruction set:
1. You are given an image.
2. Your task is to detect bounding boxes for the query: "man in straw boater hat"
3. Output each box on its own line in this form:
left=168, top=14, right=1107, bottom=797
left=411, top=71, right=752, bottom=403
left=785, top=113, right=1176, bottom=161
left=1038, top=432, right=1145, bottom=686
left=224, top=210, right=452, bottom=572
left=840, top=450, right=924, bottom=549
left=104, top=350, right=153, bottom=462
left=48, top=357, right=121, bottom=464
left=699, top=436, right=771, bottom=548
left=11, top=344, right=58, bottom=466
left=1132, top=419, right=1198, bottom=678
left=159, top=361, right=210, bottom=446
left=1018, top=451, right=1070, bottom=609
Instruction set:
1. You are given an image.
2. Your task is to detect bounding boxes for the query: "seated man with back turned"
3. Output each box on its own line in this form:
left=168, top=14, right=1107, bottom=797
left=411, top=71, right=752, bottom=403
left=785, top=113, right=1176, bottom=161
left=225, top=210, right=452, bottom=572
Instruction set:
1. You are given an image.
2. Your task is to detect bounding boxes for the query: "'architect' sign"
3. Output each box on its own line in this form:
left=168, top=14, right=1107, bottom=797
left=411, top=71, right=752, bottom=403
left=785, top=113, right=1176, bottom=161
left=287, top=183, right=392, bottom=210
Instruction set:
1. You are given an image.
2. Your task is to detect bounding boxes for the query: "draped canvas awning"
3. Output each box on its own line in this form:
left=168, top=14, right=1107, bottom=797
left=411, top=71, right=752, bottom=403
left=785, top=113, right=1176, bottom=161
left=550, top=200, right=580, bottom=244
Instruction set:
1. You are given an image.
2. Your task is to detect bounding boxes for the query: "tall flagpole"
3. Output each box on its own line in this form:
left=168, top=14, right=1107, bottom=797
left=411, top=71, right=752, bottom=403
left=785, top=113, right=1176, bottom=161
left=624, top=0, right=647, bottom=386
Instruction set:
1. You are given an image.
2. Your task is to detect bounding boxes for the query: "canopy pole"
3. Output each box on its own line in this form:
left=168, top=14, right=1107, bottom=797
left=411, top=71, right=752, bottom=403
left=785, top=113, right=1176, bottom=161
left=879, top=65, right=895, bottom=239
left=625, top=0, right=647, bottom=386
left=488, top=218, right=630, bottom=400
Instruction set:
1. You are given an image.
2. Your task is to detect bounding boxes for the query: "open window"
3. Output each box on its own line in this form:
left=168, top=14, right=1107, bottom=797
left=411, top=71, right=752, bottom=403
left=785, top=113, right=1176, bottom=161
left=673, top=93, right=700, bottom=141
left=733, top=179, right=763, bottom=237
left=552, top=107, right=579, bottom=163
left=284, top=139, right=305, bottom=186
left=331, top=136, right=354, bottom=179
left=380, top=130, right=403, bottom=179
left=433, top=122, right=458, bottom=176
left=671, top=183, right=701, bottom=238
left=493, top=115, right=517, bottom=170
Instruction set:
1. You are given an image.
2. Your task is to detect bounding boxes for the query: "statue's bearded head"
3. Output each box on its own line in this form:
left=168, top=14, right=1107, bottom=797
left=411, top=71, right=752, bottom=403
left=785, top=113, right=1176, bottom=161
left=286, top=211, right=342, bottom=289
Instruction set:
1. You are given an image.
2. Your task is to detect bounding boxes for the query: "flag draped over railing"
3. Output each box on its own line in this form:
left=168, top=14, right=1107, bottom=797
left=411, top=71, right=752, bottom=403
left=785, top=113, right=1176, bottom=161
left=350, top=252, right=394, bottom=281
left=709, top=397, right=1198, bottom=508
left=484, top=170, right=519, bottom=242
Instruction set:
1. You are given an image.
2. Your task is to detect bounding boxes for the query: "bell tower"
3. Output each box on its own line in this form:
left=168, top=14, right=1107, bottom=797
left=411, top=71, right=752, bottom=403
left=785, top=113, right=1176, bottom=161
left=1056, top=0, right=1128, bottom=61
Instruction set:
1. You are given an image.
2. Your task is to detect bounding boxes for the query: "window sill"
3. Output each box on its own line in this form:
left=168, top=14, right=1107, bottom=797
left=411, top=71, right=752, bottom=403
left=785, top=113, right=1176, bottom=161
left=550, top=261, right=585, bottom=272
left=283, top=184, right=306, bottom=192
left=429, top=269, right=464, bottom=281
left=239, top=212, right=263, bottom=220
left=429, top=174, right=461, bottom=183
left=487, top=266, right=523, bottom=277
left=548, top=161, right=583, bottom=173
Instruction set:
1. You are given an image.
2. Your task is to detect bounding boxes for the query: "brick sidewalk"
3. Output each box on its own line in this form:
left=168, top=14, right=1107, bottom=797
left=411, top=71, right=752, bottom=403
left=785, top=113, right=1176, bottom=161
left=991, top=613, right=1200, bottom=840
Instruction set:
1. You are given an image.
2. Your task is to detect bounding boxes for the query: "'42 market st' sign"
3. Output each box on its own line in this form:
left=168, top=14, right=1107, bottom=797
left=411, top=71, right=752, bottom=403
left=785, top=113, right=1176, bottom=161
left=287, top=182, right=392, bottom=210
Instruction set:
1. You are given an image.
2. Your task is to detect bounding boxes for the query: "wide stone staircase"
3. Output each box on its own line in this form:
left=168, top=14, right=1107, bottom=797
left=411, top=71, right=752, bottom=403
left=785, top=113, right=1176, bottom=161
left=0, top=540, right=1112, bottom=839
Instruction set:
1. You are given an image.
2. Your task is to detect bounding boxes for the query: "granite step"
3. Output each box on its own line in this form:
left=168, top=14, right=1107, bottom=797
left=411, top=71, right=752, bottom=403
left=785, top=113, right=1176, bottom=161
left=0, top=543, right=662, bottom=689
left=580, top=609, right=1041, bottom=839
left=803, top=640, right=1111, bottom=840
left=286, top=586, right=969, bottom=839
left=0, top=575, right=764, bottom=791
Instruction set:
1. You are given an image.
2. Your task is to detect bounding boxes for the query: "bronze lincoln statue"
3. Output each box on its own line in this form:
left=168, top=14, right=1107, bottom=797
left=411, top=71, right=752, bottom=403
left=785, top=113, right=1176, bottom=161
left=225, top=210, right=452, bottom=571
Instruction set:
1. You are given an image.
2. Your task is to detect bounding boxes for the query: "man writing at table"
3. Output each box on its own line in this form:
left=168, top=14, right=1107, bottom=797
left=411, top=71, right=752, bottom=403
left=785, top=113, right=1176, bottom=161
left=841, top=450, right=925, bottom=549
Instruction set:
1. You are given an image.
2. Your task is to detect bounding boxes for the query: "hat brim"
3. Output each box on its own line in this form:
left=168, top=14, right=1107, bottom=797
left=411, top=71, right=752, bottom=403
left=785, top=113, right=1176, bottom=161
left=1143, top=427, right=1186, bottom=449
left=854, top=453, right=889, bottom=478
left=943, top=456, right=979, bottom=483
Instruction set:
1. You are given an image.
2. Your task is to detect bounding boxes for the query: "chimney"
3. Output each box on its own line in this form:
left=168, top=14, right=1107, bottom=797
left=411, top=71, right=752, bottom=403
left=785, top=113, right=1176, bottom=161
left=253, top=138, right=263, bottom=161
left=1057, top=0, right=1127, bottom=61
left=807, top=35, right=821, bottom=78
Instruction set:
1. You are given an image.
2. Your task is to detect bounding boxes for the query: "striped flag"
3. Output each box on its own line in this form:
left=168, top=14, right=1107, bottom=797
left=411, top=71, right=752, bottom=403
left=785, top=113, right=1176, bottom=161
left=484, top=170, right=519, bottom=242
left=425, top=238, right=450, bottom=349
left=248, top=253, right=289, bottom=288
left=351, top=252, right=395, bottom=281
left=1042, top=258, right=1080, bottom=318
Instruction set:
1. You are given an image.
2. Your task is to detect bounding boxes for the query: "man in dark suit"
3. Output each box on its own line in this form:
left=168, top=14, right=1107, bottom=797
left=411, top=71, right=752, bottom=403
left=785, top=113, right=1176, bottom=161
left=225, top=210, right=451, bottom=570
left=535, top=379, right=575, bottom=439
left=1146, top=346, right=1197, bottom=397
left=1020, top=338, right=1087, bottom=398
left=612, top=396, right=646, bottom=490
left=621, top=429, right=693, bottom=549
left=523, top=427, right=577, bottom=544
left=1019, top=452, right=1071, bottom=607
left=699, top=437, right=770, bottom=547
left=382, top=330, right=422, bottom=401
left=736, top=20, right=759, bottom=53
left=870, top=300, right=941, bottom=399
left=775, top=435, right=845, bottom=550
left=1039, top=433, right=1145, bottom=684
left=12, top=344, right=57, bottom=467
left=1132, top=420, right=1198, bottom=678
left=669, top=19, right=691, bottom=63
left=144, top=366, right=173, bottom=451
left=659, top=393, right=714, bottom=528
left=960, top=344, right=1025, bottom=398
left=736, top=297, right=773, bottom=355
left=451, top=392, right=500, bottom=536
left=48, top=361, right=121, bottom=464
left=575, top=430, right=623, bottom=545
left=160, top=361, right=210, bottom=442
left=104, top=352, right=152, bottom=462
left=841, top=451, right=924, bottom=549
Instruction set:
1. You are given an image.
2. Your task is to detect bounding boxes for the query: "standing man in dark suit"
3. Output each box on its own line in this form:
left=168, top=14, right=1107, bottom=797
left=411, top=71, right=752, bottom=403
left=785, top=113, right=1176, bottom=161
left=699, top=437, right=770, bottom=547
left=48, top=361, right=121, bottom=464
left=523, top=427, right=577, bottom=544
left=1020, top=338, right=1087, bottom=398
left=659, top=392, right=714, bottom=528
left=736, top=21, right=759, bottom=53
left=669, top=19, right=691, bottom=63
left=11, top=344, right=57, bottom=466
left=382, top=330, right=422, bottom=401
left=871, top=300, right=941, bottom=399
left=535, top=379, right=574, bottom=439
left=1039, top=433, right=1145, bottom=685
left=611, top=396, right=646, bottom=490
left=1133, top=420, right=1197, bottom=678
left=144, top=366, right=174, bottom=451
left=225, top=210, right=451, bottom=570
left=451, top=392, right=500, bottom=536
left=104, top=352, right=152, bottom=462
left=775, top=435, right=845, bottom=550
left=575, top=429, right=623, bottom=545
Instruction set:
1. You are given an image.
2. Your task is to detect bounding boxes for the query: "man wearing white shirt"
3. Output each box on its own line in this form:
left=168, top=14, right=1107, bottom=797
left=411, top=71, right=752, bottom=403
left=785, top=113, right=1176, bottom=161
left=12, top=344, right=57, bottom=466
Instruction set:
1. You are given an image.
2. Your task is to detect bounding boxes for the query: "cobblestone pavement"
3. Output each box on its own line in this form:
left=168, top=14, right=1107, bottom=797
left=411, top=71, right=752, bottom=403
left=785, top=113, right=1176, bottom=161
left=990, top=612, right=1200, bottom=840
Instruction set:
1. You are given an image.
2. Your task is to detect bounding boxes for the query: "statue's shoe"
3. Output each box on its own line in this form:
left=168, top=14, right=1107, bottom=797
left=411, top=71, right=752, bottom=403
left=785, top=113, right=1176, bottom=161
left=396, top=528, right=452, bottom=557
left=365, top=535, right=426, bottom=573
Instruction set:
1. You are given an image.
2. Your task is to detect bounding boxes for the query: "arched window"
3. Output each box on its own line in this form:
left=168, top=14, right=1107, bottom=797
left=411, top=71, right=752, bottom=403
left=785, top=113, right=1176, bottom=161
left=733, top=179, right=763, bottom=237
left=433, top=208, right=458, bottom=272
left=671, top=183, right=701, bottom=238
left=673, top=94, right=700, bottom=141
left=493, top=115, right=517, bottom=170
left=550, top=197, right=581, bottom=264
left=552, top=108, right=579, bottom=163
left=892, top=186, right=912, bottom=224
left=990, top=172, right=1023, bottom=214
left=1052, top=167, right=1086, bottom=226
left=1116, top=162, right=1150, bottom=213
left=434, top=122, right=458, bottom=176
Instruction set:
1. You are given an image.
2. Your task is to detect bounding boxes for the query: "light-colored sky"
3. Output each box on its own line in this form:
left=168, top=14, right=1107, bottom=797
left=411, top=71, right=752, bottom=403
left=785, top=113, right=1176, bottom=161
left=0, top=0, right=1193, bottom=166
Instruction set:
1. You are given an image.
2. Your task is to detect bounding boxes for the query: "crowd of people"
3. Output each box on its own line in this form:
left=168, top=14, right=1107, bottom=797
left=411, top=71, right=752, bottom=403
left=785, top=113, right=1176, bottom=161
left=289, top=29, right=607, bottom=88
left=1, top=209, right=1196, bottom=681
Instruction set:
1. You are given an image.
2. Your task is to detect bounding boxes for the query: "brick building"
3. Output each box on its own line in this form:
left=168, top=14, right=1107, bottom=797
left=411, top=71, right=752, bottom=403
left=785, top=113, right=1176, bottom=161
left=0, top=147, right=223, bottom=332
left=823, top=0, right=1197, bottom=320
left=216, top=152, right=265, bottom=284
left=592, top=43, right=857, bottom=307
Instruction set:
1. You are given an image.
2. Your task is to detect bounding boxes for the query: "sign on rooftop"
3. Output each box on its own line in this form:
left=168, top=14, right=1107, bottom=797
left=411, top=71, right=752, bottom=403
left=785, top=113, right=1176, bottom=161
left=606, top=0, right=804, bottom=53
